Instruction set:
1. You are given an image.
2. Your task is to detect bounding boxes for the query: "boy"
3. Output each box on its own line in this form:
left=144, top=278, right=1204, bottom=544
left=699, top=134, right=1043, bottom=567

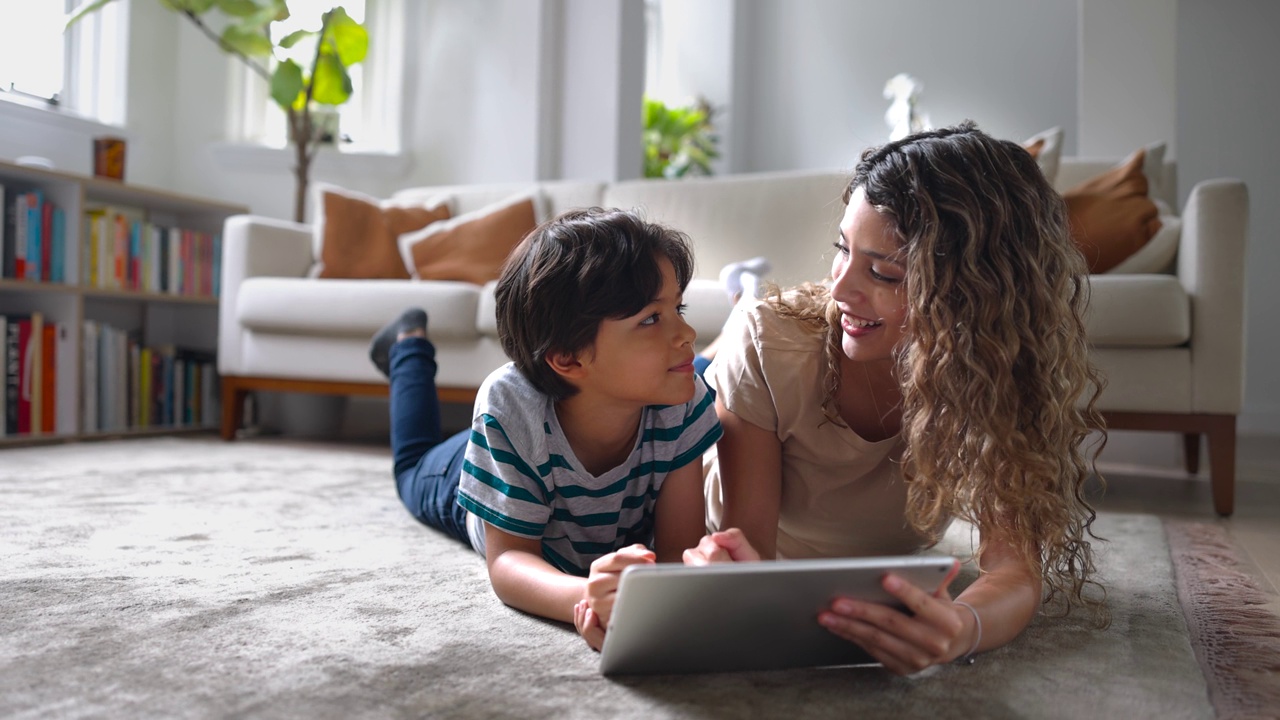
left=370, top=207, right=721, bottom=649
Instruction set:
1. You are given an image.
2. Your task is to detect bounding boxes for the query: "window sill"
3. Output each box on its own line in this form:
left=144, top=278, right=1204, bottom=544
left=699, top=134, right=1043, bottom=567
left=210, top=142, right=411, bottom=178
left=0, top=95, right=129, bottom=138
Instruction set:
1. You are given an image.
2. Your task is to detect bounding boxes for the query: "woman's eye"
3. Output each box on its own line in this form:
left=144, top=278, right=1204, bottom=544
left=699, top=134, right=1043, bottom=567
left=870, top=267, right=902, bottom=284
left=832, top=240, right=850, bottom=255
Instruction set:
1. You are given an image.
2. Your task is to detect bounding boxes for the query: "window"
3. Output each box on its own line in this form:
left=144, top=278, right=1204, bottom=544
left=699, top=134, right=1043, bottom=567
left=0, top=0, right=127, bottom=125
left=232, top=0, right=403, bottom=153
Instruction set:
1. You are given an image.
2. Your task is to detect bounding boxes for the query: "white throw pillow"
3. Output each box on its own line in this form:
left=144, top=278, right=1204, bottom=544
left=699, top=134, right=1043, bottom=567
left=1023, top=126, right=1064, bottom=186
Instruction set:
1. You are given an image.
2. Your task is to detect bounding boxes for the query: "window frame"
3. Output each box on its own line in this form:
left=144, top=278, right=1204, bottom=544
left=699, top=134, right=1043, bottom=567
left=228, top=0, right=405, bottom=154
left=0, top=0, right=128, bottom=128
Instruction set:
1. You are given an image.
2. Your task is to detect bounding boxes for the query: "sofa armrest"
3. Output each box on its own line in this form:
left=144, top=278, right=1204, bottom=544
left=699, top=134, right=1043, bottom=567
left=218, top=215, right=315, bottom=376
left=1177, top=179, right=1250, bottom=414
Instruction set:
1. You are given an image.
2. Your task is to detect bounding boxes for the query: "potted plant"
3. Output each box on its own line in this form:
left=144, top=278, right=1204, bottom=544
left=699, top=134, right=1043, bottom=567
left=69, top=0, right=368, bottom=222
left=642, top=96, right=720, bottom=179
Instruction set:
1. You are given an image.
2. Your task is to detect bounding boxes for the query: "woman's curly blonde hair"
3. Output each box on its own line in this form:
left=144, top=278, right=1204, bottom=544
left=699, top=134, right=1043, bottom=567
left=773, top=121, right=1108, bottom=620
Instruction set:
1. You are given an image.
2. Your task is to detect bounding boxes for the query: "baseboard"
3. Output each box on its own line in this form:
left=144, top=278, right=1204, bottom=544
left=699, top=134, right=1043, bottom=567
left=1240, top=407, right=1280, bottom=436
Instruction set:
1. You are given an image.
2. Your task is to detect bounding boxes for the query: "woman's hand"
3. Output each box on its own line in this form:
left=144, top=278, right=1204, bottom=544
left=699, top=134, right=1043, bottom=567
left=682, top=528, right=763, bottom=565
left=817, top=563, right=975, bottom=675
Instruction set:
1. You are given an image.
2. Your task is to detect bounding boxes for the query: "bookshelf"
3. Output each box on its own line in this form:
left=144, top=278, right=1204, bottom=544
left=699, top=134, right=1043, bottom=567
left=0, top=159, right=247, bottom=446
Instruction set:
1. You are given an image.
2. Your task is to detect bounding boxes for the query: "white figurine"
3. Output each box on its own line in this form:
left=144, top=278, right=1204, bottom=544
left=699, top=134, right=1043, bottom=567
left=883, top=73, right=931, bottom=141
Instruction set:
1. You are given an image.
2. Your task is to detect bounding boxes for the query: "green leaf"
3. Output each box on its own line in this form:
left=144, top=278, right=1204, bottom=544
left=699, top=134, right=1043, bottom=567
left=310, top=52, right=352, bottom=106
left=65, top=0, right=118, bottom=29
left=270, top=59, right=305, bottom=110
left=214, top=0, right=261, bottom=17
left=182, top=0, right=219, bottom=13
left=278, top=29, right=313, bottom=49
left=322, top=7, right=369, bottom=66
left=221, top=24, right=274, bottom=56
left=641, top=95, right=720, bottom=179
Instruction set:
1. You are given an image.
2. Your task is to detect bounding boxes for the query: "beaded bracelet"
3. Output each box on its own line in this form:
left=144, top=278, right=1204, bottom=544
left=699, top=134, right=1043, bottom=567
left=953, top=600, right=982, bottom=664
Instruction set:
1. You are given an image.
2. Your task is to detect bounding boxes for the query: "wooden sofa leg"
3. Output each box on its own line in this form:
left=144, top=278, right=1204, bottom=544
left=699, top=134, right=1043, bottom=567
left=221, top=378, right=247, bottom=441
left=1206, top=416, right=1237, bottom=517
left=1182, top=433, right=1201, bottom=474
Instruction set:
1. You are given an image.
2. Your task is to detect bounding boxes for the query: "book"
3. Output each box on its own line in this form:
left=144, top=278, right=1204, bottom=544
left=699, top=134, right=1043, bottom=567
left=51, top=206, right=65, bottom=284
left=0, top=184, right=7, bottom=279
left=28, top=312, right=43, bottom=435
left=55, top=323, right=75, bottom=435
left=41, top=322, right=55, bottom=434
left=40, top=198, right=53, bottom=282
left=13, top=192, right=27, bottom=280
left=5, top=316, right=20, bottom=434
left=16, top=316, right=32, bottom=434
left=0, top=315, right=6, bottom=434
left=24, top=191, right=42, bottom=281
left=82, top=320, right=99, bottom=434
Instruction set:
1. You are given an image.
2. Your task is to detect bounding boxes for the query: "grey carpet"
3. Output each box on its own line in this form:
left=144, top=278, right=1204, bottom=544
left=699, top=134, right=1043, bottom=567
left=1, top=437, right=1215, bottom=719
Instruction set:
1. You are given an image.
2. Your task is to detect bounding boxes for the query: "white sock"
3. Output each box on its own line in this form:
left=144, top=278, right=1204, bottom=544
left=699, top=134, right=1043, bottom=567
left=719, top=256, right=772, bottom=302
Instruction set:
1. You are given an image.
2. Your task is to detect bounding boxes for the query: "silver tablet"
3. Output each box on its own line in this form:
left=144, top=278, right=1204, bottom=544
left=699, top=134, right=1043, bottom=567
left=599, top=555, right=957, bottom=675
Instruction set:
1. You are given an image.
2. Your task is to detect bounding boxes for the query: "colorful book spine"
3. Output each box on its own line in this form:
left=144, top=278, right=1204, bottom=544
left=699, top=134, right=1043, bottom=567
left=40, top=199, right=52, bottom=282
left=40, top=323, right=55, bottom=434
left=51, top=206, right=65, bottom=283
left=4, top=317, right=20, bottom=434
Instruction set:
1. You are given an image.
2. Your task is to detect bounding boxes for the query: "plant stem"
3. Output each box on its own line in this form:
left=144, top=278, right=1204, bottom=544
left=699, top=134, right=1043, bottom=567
left=179, top=10, right=272, bottom=84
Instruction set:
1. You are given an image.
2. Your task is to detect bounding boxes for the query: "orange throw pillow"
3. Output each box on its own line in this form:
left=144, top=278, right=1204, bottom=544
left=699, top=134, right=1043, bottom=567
left=313, top=184, right=452, bottom=279
left=1062, top=149, right=1163, bottom=273
left=398, top=192, right=542, bottom=285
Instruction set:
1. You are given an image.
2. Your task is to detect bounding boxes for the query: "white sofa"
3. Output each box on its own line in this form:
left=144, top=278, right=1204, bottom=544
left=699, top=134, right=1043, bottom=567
left=218, top=161, right=1249, bottom=515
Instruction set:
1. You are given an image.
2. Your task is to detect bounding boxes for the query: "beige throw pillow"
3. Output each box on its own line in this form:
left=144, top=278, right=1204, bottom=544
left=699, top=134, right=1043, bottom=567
left=311, top=183, right=452, bottom=279
left=398, top=191, right=544, bottom=285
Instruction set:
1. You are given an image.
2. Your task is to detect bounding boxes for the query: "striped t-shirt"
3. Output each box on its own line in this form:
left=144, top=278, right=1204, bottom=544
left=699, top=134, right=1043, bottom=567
left=456, top=362, right=722, bottom=577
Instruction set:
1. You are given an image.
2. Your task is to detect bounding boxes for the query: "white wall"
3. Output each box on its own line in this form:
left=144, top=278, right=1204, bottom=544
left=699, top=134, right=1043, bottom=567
left=729, top=0, right=1079, bottom=173
left=1176, top=0, right=1280, bottom=434
left=1077, top=0, right=1177, bottom=158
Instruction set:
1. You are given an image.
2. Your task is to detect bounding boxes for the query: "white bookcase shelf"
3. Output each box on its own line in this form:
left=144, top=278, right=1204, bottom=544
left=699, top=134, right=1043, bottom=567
left=0, top=159, right=246, bottom=446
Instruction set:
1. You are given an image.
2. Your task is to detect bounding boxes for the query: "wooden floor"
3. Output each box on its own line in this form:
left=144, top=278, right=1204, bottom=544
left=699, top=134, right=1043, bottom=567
left=1090, top=430, right=1280, bottom=617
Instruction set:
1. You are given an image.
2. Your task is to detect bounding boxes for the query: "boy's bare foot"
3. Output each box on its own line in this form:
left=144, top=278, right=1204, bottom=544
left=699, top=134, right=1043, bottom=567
left=370, top=308, right=429, bottom=378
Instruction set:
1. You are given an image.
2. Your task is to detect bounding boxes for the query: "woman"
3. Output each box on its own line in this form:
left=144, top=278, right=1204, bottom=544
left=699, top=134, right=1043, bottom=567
left=687, top=122, right=1107, bottom=675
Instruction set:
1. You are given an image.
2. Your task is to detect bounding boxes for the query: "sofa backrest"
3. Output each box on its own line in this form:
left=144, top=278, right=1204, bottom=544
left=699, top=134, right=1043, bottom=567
left=604, top=169, right=851, bottom=288
left=394, top=180, right=606, bottom=219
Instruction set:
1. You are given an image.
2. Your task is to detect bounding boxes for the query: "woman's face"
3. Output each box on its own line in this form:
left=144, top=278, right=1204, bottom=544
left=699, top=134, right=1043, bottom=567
left=830, top=187, right=909, bottom=363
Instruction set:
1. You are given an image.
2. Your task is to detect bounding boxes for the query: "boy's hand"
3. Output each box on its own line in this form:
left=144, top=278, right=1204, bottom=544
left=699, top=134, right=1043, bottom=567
left=682, top=528, right=762, bottom=565
left=573, top=600, right=606, bottom=651
left=585, top=544, right=655, bottom=628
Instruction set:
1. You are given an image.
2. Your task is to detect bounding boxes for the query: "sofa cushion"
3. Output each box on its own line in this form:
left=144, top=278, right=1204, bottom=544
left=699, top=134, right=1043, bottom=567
left=237, top=277, right=482, bottom=340
left=311, top=183, right=451, bottom=279
left=1084, top=275, right=1190, bottom=347
left=398, top=191, right=543, bottom=285
left=1063, top=149, right=1163, bottom=273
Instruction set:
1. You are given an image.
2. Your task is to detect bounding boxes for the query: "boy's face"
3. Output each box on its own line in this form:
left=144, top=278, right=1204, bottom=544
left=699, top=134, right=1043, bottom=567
left=572, top=256, right=698, bottom=408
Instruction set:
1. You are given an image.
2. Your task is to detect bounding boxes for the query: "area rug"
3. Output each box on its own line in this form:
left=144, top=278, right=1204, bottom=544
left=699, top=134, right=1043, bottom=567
left=0, top=437, right=1271, bottom=719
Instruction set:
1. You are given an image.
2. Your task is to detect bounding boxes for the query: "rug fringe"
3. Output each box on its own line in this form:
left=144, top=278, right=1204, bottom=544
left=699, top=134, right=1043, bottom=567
left=1164, top=520, right=1280, bottom=719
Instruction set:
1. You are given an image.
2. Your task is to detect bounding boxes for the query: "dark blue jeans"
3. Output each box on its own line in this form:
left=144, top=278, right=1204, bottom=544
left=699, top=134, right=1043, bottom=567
left=389, top=337, right=471, bottom=546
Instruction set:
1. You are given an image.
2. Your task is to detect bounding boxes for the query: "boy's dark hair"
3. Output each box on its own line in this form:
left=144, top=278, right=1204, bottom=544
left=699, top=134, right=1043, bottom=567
left=494, top=207, right=695, bottom=400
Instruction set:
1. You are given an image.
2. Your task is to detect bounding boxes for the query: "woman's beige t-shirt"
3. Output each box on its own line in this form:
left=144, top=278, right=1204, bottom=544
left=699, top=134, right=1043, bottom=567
left=704, top=297, right=931, bottom=559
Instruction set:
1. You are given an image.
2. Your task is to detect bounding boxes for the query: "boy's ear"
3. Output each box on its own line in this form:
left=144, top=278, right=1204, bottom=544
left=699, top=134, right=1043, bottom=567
left=546, top=349, right=586, bottom=380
